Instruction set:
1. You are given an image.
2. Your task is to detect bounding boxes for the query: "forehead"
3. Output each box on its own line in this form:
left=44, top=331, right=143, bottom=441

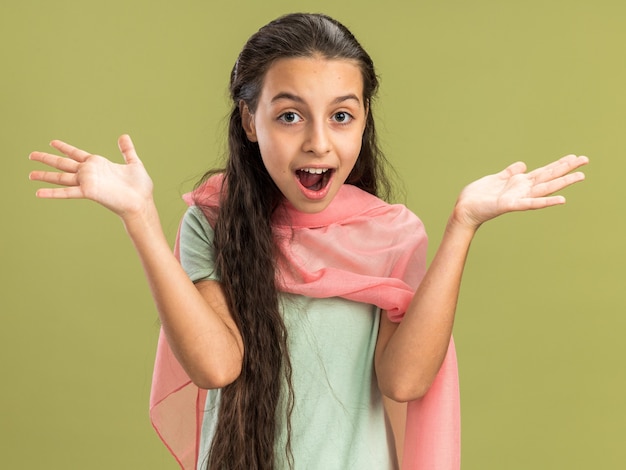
left=259, top=56, right=364, bottom=104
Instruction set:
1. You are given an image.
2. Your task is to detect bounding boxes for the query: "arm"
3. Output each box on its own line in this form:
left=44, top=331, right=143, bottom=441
left=375, top=155, right=589, bottom=402
left=29, top=135, right=243, bottom=389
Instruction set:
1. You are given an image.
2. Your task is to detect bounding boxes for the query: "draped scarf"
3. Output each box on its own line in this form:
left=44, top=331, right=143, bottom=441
left=150, top=176, right=460, bottom=469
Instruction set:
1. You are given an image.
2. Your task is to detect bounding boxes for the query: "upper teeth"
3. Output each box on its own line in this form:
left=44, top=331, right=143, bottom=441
left=300, top=168, right=328, bottom=174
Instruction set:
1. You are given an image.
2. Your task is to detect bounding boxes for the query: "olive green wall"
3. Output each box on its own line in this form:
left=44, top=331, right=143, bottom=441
left=2, top=1, right=624, bottom=468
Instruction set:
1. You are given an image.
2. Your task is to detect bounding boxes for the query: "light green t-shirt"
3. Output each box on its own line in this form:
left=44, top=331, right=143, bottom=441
left=180, top=206, right=397, bottom=470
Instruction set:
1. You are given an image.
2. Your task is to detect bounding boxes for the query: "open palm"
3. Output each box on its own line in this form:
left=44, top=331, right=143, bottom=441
left=454, top=154, right=588, bottom=229
left=29, top=135, right=154, bottom=219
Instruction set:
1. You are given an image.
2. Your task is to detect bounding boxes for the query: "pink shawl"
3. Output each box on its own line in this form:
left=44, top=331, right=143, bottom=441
left=150, top=177, right=460, bottom=469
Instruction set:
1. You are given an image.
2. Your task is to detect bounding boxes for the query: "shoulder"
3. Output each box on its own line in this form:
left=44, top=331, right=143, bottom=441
left=181, top=173, right=224, bottom=229
left=180, top=206, right=215, bottom=248
left=183, top=173, right=225, bottom=209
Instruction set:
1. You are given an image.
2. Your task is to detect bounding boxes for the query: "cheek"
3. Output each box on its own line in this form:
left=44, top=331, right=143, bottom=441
left=258, top=142, right=290, bottom=177
left=340, top=131, right=364, bottom=162
left=255, top=133, right=275, bottom=162
left=258, top=132, right=294, bottom=163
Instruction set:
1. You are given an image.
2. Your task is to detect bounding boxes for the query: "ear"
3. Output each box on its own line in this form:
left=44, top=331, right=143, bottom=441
left=239, top=101, right=258, bottom=142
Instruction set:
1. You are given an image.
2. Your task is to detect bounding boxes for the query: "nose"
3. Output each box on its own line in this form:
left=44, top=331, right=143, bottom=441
left=302, top=120, right=331, bottom=156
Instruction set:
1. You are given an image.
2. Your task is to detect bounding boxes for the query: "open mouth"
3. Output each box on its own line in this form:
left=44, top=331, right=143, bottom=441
left=296, top=168, right=333, bottom=192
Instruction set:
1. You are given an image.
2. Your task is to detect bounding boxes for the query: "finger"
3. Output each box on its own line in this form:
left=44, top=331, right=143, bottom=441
left=29, top=170, right=79, bottom=187
left=29, top=151, right=80, bottom=173
left=515, top=195, right=567, bottom=211
left=528, top=155, right=589, bottom=184
left=499, top=161, right=527, bottom=179
left=531, top=170, right=586, bottom=198
left=35, top=186, right=85, bottom=199
left=118, top=134, right=141, bottom=164
left=50, top=140, right=92, bottom=163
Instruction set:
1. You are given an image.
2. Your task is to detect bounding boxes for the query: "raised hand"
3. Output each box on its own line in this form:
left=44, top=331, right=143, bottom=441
left=29, top=135, right=154, bottom=220
left=452, top=154, right=589, bottom=230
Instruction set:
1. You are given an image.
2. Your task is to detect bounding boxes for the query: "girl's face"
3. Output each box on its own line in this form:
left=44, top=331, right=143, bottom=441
left=242, top=56, right=367, bottom=213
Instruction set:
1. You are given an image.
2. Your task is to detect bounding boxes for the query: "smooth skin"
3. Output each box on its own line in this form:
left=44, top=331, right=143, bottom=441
left=240, top=57, right=367, bottom=214
left=29, top=56, right=588, bottom=465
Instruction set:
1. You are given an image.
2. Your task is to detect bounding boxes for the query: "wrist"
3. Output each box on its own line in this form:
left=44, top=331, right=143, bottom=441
left=447, top=203, right=481, bottom=237
left=121, top=198, right=162, bottom=238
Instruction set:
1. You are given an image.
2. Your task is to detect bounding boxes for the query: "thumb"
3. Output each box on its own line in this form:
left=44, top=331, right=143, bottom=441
left=500, top=161, right=527, bottom=178
left=117, top=134, right=141, bottom=164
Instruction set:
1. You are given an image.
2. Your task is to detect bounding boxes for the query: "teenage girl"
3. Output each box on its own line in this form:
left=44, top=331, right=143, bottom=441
left=28, top=13, right=588, bottom=470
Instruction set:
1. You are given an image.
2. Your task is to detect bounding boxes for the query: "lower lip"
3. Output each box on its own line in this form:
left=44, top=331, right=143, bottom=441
left=295, top=172, right=334, bottom=201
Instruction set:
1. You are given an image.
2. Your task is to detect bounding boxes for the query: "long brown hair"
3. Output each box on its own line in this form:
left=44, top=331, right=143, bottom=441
left=196, top=13, right=391, bottom=469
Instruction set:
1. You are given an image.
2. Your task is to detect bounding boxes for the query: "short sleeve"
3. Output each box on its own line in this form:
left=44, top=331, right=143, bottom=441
left=179, top=206, right=220, bottom=283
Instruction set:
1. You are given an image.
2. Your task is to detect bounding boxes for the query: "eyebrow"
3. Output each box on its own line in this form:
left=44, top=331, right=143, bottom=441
left=270, top=92, right=362, bottom=106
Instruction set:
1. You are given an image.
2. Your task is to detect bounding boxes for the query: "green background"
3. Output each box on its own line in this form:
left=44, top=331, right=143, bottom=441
left=2, top=0, right=624, bottom=468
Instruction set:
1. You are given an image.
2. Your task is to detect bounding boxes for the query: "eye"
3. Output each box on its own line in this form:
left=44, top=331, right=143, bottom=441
left=332, top=112, right=353, bottom=124
left=278, top=112, right=302, bottom=124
